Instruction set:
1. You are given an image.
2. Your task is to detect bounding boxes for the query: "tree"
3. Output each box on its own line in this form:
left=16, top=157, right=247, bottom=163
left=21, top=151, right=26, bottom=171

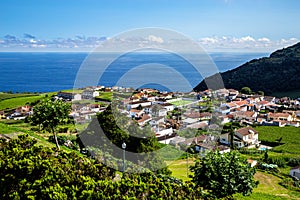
left=30, top=99, right=71, bottom=149
left=240, top=87, right=252, bottom=95
left=257, top=90, right=264, bottom=96
left=263, top=150, right=269, bottom=162
left=0, top=135, right=207, bottom=199
left=190, top=150, right=258, bottom=199
left=78, top=105, right=171, bottom=175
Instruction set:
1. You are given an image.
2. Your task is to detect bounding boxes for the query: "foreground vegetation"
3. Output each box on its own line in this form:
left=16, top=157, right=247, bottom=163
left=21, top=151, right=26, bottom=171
left=0, top=135, right=209, bottom=199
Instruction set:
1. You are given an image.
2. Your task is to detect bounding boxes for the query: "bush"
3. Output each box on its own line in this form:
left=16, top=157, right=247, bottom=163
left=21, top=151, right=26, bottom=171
left=267, top=156, right=287, bottom=167
left=48, top=135, right=68, bottom=145
left=288, top=157, right=300, bottom=167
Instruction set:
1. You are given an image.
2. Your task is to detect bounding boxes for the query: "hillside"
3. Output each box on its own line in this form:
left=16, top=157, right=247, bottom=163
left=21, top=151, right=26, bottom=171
left=194, top=42, right=300, bottom=97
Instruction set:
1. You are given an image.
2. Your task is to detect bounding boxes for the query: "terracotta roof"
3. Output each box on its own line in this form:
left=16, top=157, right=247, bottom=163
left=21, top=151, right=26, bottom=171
left=226, top=102, right=237, bottom=108
left=130, top=109, right=143, bottom=113
left=235, top=100, right=248, bottom=106
left=244, top=111, right=255, bottom=117
left=269, top=112, right=290, bottom=118
left=258, top=100, right=269, bottom=105
left=184, top=112, right=201, bottom=118
left=137, top=114, right=151, bottom=123
left=236, top=127, right=258, bottom=136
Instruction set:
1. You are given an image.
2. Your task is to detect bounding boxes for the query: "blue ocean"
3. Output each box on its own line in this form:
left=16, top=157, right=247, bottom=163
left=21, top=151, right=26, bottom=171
left=0, top=52, right=268, bottom=93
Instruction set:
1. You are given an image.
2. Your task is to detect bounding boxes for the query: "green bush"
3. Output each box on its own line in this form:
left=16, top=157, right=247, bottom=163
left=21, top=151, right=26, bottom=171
left=288, top=158, right=300, bottom=167
left=267, top=156, right=287, bottom=167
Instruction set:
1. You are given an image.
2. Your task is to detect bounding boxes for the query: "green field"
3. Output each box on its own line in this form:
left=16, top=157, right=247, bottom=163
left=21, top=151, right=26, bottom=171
left=61, top=89, right=84, bottom=94
left=170, top=100, right=194, bottom=106
left=255, top=126, right=300, bottom=154
left=166, top=158, right=194, bottom=181
left=96, top=91, right=113, bottom=102
left=235, top=171, right=300, bottom=200
left=0, top=95, right=46, bottom=110
left=168, top=157, right=300, bottom=200
left=0, top=93, right=38, bottom=101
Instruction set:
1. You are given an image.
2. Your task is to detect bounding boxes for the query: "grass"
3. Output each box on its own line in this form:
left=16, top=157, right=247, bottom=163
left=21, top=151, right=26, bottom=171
left=255, top=126, right=300, bottom=154
left=170, top=100, right=194, bottom=107
left=168, top=157, right=300, bottom=199
left=0, top=95, right=45, bottom=110
left=96, top=91, right=113, bottom=102
left=0, top=93, right=38, bottom=101
left=235, top=171, right=300, bottom=200
left=61, top=89, right=84, bottom=94
left=0, top=121, right=24, bottom=134
left=166, top=158, right=194, bottom=181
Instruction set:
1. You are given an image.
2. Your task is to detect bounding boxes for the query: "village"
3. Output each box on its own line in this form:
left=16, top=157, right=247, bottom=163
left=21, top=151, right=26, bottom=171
left=5, top=86, right=295, bottom=156
left=1, top=86, right=300, bottom=181
left=3, top=87, right=300, bottom=151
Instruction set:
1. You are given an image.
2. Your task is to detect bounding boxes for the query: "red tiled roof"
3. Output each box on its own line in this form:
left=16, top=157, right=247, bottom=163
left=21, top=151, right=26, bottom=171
left=137, top=114, right=151, bottom=123
left=269, top=112, right=290, bottom=118
left=236, top=127, right=258, bottom=136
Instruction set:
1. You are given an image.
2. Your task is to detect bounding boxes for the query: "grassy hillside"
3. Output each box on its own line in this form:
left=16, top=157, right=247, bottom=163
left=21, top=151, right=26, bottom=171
left=195, top=42, right=300, bottom=97
left=255, top=126, right=300, bottom=154
left=0, top=95, right=44, bottom=110
left=0, top=93, right=38, bottom=101
left=235, top=171, right=300, bottom=200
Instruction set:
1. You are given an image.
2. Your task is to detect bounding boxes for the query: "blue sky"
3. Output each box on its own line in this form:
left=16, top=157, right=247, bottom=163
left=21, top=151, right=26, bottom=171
left=1, top=0, right=300, bottom=52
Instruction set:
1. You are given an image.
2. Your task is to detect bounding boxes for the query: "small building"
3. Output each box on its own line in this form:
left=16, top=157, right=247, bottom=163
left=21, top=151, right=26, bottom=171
left=290, top=166, right=300, bottom=180
left=137, top=114, right=152, bottom=126
left=0, top=111, right=5, bottom=119
left=82, top=90, right=99, bottom=99
left=234, top=127, right=260, bottom=148
left=248, top=159, right=258, bottom=167
left=268, top=112, right=292, bottom=122
left=58, top=92, right=82, bottom=101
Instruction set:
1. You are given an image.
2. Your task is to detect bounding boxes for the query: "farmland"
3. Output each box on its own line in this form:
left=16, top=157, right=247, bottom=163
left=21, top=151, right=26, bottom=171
left=255, top=126, right=300, bottom=154
left=170, top=100, right=194, bottom=106
left=0, top=95, right=45, bottom=110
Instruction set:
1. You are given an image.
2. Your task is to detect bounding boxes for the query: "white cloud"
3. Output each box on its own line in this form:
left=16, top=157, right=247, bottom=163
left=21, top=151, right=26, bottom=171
left=0, top=33, right=299, bottom=52
left=147, top=35, right=164, bottom=43
left=240, top=36, right=255, bottom=42
left=200, top=37, right=218, bottom=44
left=197, top=36, right=299, bottom=52
left=258, top=37, right=270, bottom=42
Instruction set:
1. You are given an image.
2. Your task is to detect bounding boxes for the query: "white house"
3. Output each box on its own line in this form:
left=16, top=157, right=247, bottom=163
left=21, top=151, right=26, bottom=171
left=219, top=132, right=230, bottom=146
left=149, top=116, right=165, bottom=127
left=137, top=114, right=152, bottom=126
left=127, top=100, right=152, bottom=110
left=268, top=112, right=292, bottom=122
left=158, top=108, right=168, bottom=117
left=290, top=166, right=300, bottom=180
left=82, top=90, right=99, bottom=99
left=162, top=103, right=174, bottom=111
left=129, top=109, right=144, bottom=118
left=234, top=127, right=260, bottom=148
left=58, top=92, right=82, bottom=101
left=216, top=104, right=230, bottom=115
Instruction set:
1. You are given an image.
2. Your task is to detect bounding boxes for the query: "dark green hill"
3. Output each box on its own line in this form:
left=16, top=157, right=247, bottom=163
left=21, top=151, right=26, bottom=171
left=194, top=42, right=300, bottom=97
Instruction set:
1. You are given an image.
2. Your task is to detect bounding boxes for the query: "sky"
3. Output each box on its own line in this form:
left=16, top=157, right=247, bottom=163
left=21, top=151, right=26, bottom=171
left=1, top=0, right=300, bottom=52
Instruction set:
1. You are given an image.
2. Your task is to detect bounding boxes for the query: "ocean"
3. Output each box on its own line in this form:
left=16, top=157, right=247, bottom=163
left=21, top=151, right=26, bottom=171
left=0, top=52, right=268, bottom=93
